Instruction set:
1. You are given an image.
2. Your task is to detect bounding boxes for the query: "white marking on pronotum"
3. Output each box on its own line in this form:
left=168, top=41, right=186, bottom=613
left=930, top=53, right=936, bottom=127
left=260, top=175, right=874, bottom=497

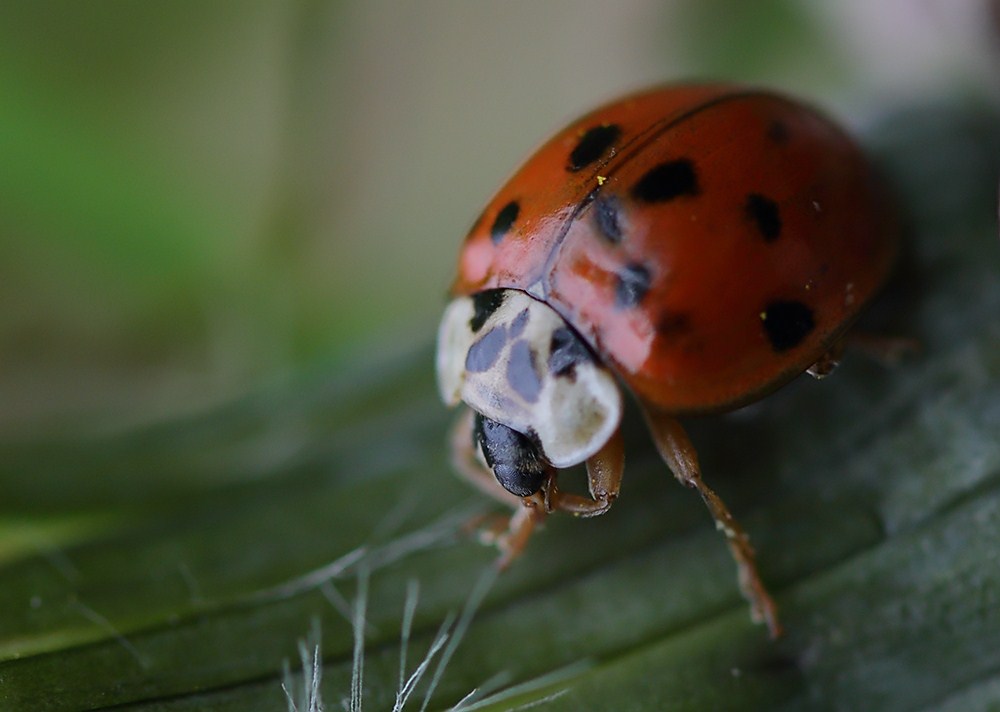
left=437, top=290, right=622, bottom=468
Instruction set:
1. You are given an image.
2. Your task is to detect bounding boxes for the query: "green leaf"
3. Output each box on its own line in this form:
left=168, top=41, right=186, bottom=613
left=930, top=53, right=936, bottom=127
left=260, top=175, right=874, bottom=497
left=1, top=99, right=999, bottom=712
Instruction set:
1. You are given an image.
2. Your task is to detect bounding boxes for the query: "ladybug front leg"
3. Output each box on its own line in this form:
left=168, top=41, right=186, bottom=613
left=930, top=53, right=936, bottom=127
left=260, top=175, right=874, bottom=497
left=545, top=427, right=625, bottom=518
left=449, top=408, right=547, bottom=568
left=642, top=409, right=783, bottom=639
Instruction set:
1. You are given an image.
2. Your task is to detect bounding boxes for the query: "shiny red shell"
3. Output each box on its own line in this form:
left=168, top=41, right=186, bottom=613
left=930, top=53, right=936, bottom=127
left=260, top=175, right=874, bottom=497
left=451, top=84, right=898, bottom=414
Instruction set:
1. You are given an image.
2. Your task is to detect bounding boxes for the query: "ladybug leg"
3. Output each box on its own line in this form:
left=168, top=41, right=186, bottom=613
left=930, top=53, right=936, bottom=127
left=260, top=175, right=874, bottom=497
left=449, top=408, right=548, bottom=568
left=806, top=340, right=845, bottom=379
left=546, top=427, right=625, bottom=518
left=494, top=493, right=547, bottom=570
left=642, top=410, right=783, bottom=639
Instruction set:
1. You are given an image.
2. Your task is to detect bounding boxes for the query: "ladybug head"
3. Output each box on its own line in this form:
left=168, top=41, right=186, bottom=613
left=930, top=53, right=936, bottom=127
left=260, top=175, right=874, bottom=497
left=436, top=289, right=623, bottom=495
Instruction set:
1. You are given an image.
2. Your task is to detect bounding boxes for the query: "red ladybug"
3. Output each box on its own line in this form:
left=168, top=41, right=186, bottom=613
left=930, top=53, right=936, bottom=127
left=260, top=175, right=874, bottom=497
left=436, top=83, right=899, bottom=638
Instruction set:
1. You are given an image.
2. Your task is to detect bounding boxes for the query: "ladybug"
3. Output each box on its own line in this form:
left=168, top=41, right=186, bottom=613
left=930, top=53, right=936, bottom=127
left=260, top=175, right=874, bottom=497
left=436, top=83, right=899, bottom=638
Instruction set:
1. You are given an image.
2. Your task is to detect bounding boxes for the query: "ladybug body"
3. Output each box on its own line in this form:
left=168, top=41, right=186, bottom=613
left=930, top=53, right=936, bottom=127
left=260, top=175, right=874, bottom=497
left=437, top=84, right=899, bottom=638
left=450, top=84, right=896, bottom=413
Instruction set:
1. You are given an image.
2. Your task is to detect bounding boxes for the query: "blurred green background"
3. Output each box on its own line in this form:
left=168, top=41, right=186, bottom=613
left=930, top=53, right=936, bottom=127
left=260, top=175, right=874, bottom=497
left=1, top=0, right=997, bottom=434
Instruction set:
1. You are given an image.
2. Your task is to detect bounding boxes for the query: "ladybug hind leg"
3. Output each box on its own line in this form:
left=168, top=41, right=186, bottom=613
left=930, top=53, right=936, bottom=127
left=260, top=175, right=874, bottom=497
left=642, top=409, right=783, bottom=639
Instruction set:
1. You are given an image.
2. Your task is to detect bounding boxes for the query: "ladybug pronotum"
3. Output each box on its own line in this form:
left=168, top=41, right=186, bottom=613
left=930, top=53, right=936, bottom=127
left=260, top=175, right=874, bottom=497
left=436, top=83, right=899, bottom=637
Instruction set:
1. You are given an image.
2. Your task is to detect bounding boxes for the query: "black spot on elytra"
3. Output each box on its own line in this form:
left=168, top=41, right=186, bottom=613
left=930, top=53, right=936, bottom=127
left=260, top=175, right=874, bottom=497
left=593, top=194, right=624, bottom=243
left=548, top=326, right=593, bottom=379
left=767, top=120, right=790, bottom=144
left=491, top=201, right=519, bottom=244
left=631, top=159, right=698, bottom=203
left=615, top=263, right=652, bottom=308
left=568, top=124, right=621, bottom=172
left=761, top=300, right=815, bottom=352
left=508, top=308, right=529, bottom=339
left=474, top=413, right=547, bottom=496
left=465, top=325, right=507, bottom=372
left=469, top=290, right=506, bottom=332
left=506, top=339, right=542, bottom=403
left=745, top=193, right=782, bottom=242
left=657, top=311, right=692, bottom=338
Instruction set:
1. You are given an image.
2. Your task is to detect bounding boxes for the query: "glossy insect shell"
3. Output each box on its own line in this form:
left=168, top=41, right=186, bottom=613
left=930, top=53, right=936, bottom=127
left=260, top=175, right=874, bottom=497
left=451, top=84, right=898, bottom=414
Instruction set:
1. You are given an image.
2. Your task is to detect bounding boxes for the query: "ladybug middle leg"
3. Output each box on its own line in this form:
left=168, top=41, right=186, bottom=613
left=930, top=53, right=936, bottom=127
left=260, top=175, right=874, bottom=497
left=642, top=409, right=783, bottom=639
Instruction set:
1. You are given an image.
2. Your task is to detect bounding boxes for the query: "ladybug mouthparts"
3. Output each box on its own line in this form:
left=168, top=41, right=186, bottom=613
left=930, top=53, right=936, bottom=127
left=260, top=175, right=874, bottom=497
left=436, top=288, right=623, bottom=472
